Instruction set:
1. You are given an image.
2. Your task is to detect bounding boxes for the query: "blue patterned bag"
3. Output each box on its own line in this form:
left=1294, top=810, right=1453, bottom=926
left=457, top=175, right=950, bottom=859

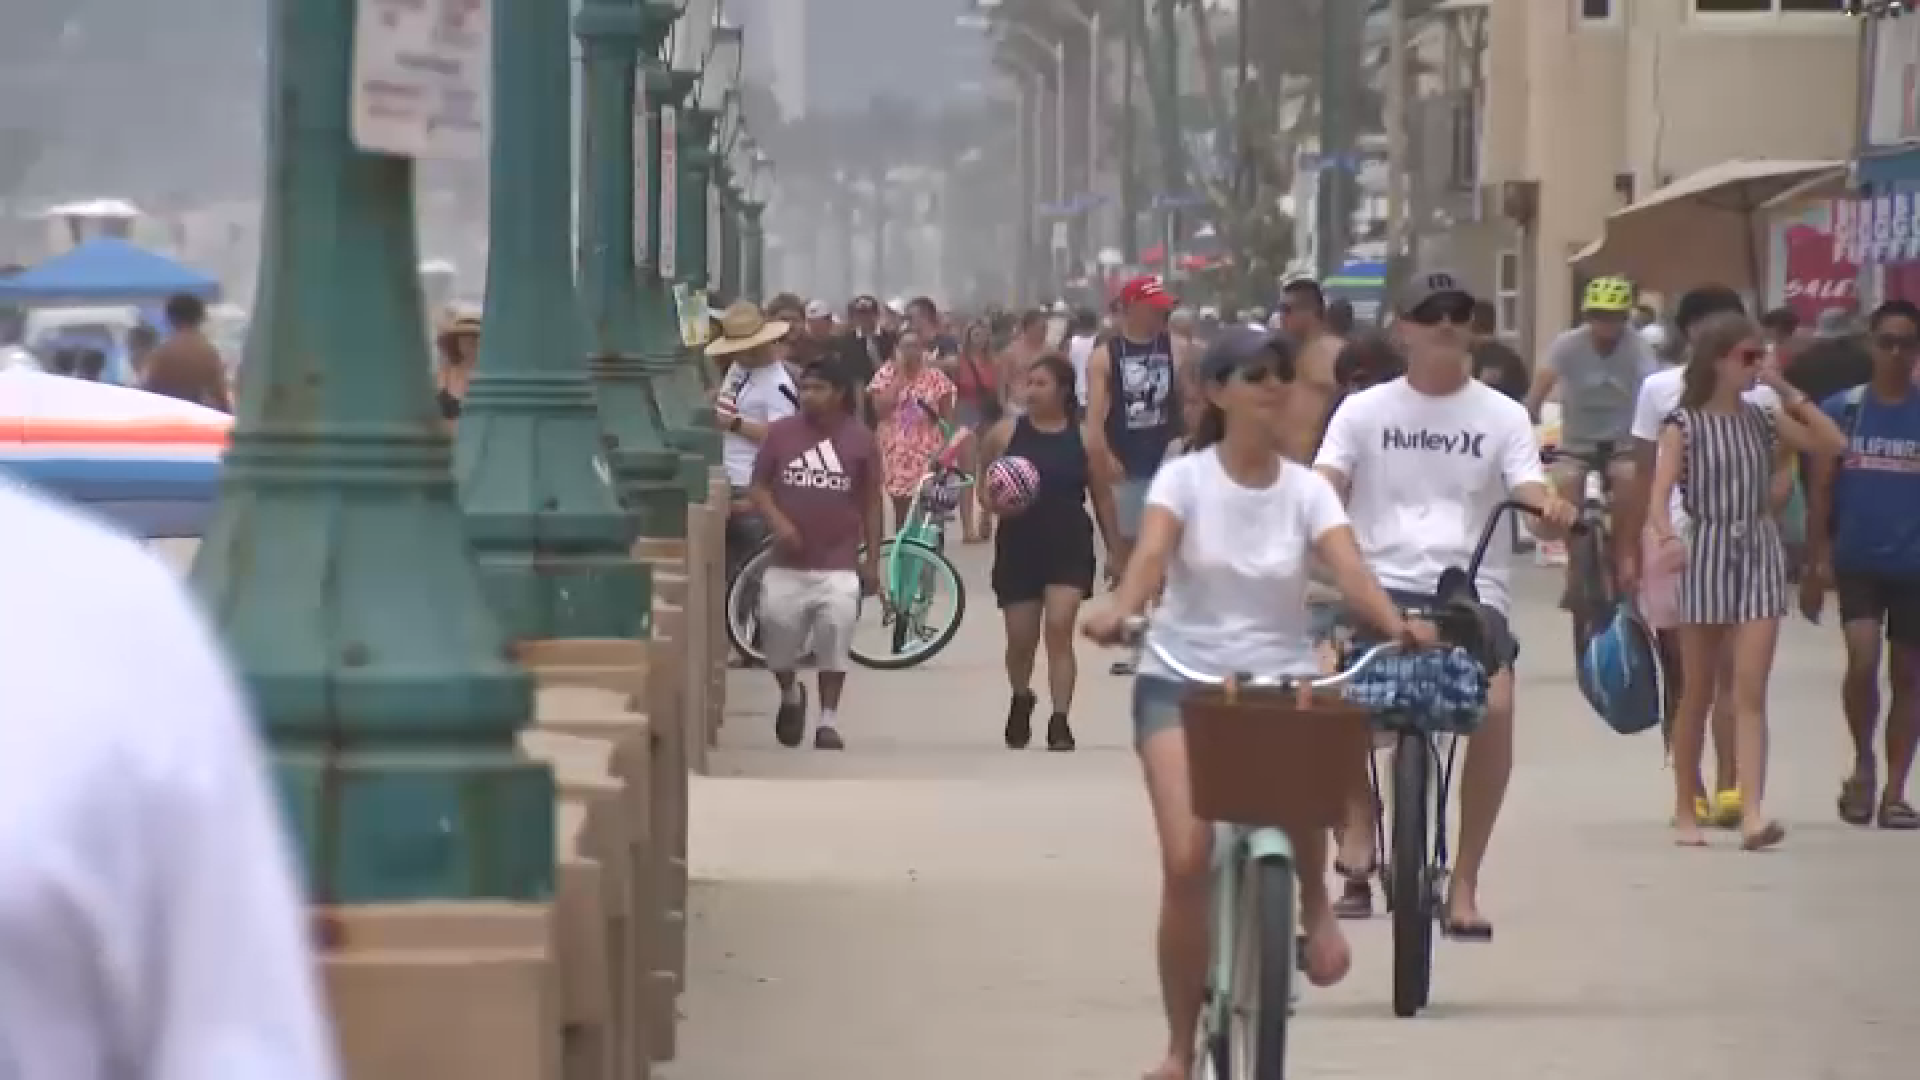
left=1340, top=645, right=1490, bottom=735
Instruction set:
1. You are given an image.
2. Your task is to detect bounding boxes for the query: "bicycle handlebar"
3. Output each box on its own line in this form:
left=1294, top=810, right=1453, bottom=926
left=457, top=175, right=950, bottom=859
left=1118, top=615, right=1400, bottom=689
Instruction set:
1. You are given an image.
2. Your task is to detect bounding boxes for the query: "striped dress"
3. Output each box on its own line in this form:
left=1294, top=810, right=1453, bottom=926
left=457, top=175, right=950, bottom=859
left=1668, top=404, right=1789, bottom=624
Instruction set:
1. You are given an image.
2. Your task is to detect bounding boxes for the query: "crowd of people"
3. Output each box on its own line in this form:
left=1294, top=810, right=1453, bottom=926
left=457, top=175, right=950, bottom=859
left=707, top=271, right=1919, bottom=1080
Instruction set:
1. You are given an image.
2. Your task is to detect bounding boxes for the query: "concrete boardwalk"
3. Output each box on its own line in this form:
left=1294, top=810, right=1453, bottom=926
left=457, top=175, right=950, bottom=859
left=667, top=547, right=1920, bottom=1080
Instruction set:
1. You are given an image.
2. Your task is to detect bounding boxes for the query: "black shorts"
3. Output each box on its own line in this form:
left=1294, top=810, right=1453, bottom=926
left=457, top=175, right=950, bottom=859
left=1835, top=572, right=1920, bottom=646
left=991, top=516, right=1096, bottom=607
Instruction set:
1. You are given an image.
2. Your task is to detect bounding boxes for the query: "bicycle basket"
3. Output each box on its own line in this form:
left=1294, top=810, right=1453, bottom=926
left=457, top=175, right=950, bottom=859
left=1180, top=685, right=1374, bottom=828
left=1341, top=646, right=1489, bottom=735
left=921, top=474, right=967, bottom=520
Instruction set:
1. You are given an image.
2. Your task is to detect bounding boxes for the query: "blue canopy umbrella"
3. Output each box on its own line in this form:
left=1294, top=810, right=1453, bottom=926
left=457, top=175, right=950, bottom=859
left=0, top=236, right=222, bottom=307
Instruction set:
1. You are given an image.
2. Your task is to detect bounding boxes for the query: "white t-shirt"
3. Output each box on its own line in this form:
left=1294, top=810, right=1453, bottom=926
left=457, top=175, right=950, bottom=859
left=1314, top=377, right=1545, bottom=613
left=1629, top=364, right=1780, bottom=531
left=1142, top=451, right=1350, bottom=679
left=0, top=480, right=340, bottom=1080
left=720, top=361, right=798, bottom=487
left=1066, top=334, right=1097, bottom=405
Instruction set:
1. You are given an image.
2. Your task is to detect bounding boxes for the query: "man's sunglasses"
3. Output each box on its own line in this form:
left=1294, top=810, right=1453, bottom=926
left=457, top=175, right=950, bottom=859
left=1876, top=333, right=1920, bottom=354
left=1406, top=298, right=1474, bottom=327
left=1215, top=358, right=1286, bottom=384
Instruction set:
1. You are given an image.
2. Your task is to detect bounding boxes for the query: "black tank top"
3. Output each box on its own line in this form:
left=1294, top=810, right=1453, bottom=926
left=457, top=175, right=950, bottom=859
left=1104, top=331, right=1179, bottom=478
left=1003, top=415, right=1089, bottom=535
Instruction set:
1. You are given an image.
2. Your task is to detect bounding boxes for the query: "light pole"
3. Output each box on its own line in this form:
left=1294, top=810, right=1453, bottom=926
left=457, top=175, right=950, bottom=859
left=1048, top=0, right=1102, bottom=272
left=670, top=3, right=735, bottom=399
left=192, top=0, right=550, bottom=904
left=743, top=148, right=773, bottom=302
left=457, top=0, right=648, bottom=639
left=576, top=0, right=688, bottom=541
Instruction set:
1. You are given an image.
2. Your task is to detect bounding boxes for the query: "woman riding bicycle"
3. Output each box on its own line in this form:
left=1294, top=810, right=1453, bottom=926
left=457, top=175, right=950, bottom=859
left=1082, top=327, right=1433, bottom=1080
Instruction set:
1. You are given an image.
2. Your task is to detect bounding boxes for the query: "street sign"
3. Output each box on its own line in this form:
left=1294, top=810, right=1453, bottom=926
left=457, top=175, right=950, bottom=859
left=661, top=107, right=679, bottom=279
left=351, top=0, right=490, bottom=160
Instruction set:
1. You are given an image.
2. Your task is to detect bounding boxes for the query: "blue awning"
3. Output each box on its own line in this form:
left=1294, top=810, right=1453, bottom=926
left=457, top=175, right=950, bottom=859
left=1855, top=145, right=1920, bottom=192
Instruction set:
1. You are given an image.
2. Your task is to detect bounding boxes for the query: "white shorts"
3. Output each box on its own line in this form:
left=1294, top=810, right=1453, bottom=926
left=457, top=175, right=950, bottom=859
left=759, top=567, right=861, bottom=672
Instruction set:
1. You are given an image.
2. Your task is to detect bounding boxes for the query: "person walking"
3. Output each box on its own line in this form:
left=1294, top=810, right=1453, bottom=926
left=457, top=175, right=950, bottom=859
left=981, top=353, right=1123, bottom=752
left=141, top=292, right=233, bottom=413
left=749, top=360, right=882, bottom=751
left=710, top=302, right=800, bottom=587
left=0, top=478, right=339, bottom=1080
left=868, top=329, right=958, bottom=529
left=1802, top=299, right=1920, bottom=829
left=946, top=320, right=1002, bottom=543
left=1649, top=311, right=1847, bottom=850
left=433, top=309, right=481, bottom=426
left=1085, top=276, right=1192, bottom=674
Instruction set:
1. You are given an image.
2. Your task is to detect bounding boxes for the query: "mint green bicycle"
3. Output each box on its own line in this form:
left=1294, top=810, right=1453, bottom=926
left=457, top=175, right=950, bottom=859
left=723, top=408, right=969, bottom=670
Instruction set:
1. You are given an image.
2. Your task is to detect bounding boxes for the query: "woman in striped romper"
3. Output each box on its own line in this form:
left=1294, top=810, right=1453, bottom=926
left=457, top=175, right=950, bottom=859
left=1649, top=312, right=1848, bottom=850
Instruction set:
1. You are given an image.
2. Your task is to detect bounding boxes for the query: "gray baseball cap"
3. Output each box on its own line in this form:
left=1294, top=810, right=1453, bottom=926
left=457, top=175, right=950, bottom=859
left=1199, top=326, right=1294, bottom=381
left=1398, top=268, right=1477, bottom=315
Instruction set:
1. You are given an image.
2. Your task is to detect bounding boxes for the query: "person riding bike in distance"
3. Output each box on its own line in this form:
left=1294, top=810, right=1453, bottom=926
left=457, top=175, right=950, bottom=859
left=1083, top=327, right=1436, bottom=1080
left=1525, top=275, right=1656, bottom=598
left=1316, top=270, right=1576, bottom=936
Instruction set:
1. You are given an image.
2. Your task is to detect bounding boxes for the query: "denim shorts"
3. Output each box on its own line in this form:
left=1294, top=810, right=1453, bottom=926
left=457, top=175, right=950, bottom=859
left=1131, top=673, right=1192, bottom=748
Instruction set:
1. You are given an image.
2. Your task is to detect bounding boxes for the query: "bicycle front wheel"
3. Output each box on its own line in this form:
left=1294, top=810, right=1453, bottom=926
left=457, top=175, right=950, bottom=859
left=850, top=538, right=966, bottom=670
left=724, top=539, right=776, bottom=666
left=1566, top=524, right=1615, bottom=662
left=1208, top=856, right=1294, bottom=1080
left=1389, top=732, right=1434, bottom=1019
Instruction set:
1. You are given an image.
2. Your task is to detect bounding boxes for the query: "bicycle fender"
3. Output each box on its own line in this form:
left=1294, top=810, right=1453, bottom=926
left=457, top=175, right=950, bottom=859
left=1243, top=826, right=1296, bottom=865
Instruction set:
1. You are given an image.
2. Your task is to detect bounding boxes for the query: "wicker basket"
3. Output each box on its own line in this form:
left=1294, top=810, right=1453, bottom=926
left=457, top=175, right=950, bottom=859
left=1181, top=683, right=1375, bottom=828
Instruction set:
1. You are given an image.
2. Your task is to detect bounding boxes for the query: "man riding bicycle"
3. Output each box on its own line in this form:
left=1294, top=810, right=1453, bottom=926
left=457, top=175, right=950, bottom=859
left=1525, top=275, right=1657, bottom=598
left=1317, top=270, right=1576, bottom=936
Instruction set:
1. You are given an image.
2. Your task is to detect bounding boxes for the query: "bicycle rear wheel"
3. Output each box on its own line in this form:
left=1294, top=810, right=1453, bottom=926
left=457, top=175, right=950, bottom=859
left=1389, top=732, right=1434, bottom=1018
left=1203, top=856, right=1294, bottom=1080
left=724, top=539, right=775, bottom=666
left=851, top=538, right=966, bottom=670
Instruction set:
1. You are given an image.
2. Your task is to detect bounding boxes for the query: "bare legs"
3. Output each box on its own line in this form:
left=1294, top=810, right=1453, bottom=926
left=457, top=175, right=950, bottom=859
left=1838, top=623, right=1920, bottom=823
left=1002, top=601, right=1041, bottom=696
left=1040, top=586, right=1083, bottom=718
left=1672, top=620, right=1783, bottom=848
left=1659, top=630, right=1739, bottom=809
left=1447, top=670, right=1514, bottom=933
left=1137, top=728, right=1349, bottom=1080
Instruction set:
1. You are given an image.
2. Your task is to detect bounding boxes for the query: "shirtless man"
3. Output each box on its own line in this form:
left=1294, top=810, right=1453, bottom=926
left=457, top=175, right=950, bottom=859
left=1277, top=277, right=1346, bottom=463
left=996, top=308, right=1051, bottom=410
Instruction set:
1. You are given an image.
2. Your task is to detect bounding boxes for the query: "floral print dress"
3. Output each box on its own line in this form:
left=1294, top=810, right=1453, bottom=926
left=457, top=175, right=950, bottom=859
left=869, top=361, right=957, bottom=498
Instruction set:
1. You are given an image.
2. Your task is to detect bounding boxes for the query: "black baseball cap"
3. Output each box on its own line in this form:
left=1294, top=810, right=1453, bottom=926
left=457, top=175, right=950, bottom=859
left=1199, top=326, right=1296, bottom=382
left=1398, top=269, right=1477, bottom=316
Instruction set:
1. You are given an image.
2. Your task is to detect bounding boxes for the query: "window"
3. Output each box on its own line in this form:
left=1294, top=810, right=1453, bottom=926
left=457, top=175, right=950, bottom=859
left=1692, top=0, right=1844, bottom=13
left=1496, top=250, right=1521, bottom=338
left=1581, top=0, right=1615, bottom=19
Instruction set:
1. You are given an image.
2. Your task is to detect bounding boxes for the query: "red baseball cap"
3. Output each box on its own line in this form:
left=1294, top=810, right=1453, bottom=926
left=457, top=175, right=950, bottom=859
left=1117, top=275, right=1177, bottom=311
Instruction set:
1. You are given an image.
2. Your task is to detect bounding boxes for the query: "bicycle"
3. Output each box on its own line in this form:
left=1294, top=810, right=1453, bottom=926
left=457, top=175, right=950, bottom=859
left=724, top=410, right=971, bottom=670
left=1341, top=500, right=1546, bottom=1018
left=1544, top=441, right=1620, bottom=664
left=1121, top=597, right=1493, bottom=1076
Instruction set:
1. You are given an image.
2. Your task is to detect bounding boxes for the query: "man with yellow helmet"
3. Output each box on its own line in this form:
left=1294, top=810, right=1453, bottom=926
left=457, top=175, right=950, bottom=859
left=1524, top=274, right=1659, bottom=598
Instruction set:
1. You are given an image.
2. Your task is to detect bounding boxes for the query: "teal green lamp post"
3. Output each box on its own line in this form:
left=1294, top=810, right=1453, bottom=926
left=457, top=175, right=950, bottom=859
left=192, top=0, right=550, bottom=902
left=740, top=145, right=771, bottom=304
left=576, top=0, right=689, bottom=542
left=715, top=161, right=743, bottom=305
left=457, top=0, right=648, bottom=641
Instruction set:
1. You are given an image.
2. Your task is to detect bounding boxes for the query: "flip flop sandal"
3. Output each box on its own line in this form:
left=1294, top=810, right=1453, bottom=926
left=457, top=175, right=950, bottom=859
left=1740, top=821, right=1787, bottom=852
left=1710, top=790, right=1744, bottom=829
left=1441, top=917, right=1494, bottom=943
left=1876, top=800, right=1920, bottom=830
left=1838, top=776, right=1876, bottom=826
left=1330, top=861, right=1374, bottom=919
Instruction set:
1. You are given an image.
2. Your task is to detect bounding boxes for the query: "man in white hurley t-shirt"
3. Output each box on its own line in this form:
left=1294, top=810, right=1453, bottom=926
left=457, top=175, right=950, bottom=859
left=1314, top=269, right=1575, bottom=935
left=1615, top=285, right=1775, bottom=825
left=0, top=479, right=339, bottom=1080
left=710, top=300, right=800, bottom=583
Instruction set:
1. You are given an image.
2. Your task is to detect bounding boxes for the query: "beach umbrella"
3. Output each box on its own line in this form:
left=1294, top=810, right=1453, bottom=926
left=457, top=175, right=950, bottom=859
left=0, top=368, right=229, bottom=538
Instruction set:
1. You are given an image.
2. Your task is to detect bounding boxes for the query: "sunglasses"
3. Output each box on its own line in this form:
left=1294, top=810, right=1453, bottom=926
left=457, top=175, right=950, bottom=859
left=1217, top=359, right=1286, bottom=384
left=1876, top=334, right=1920, bottom=354
left=1407, top=298, right=1474, bottom=327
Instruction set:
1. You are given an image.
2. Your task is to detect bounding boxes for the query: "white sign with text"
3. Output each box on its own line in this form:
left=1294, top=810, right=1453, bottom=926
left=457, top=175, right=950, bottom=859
left=351, top=0, right=490, bottom=160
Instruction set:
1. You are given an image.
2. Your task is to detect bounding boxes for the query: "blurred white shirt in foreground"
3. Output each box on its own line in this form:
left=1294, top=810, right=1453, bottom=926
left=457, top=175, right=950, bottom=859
left=0, top=479, right=338, bottom=1080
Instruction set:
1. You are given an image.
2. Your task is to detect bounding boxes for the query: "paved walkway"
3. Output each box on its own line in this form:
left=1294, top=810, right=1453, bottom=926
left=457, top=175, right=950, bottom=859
left=666, top=546, right=1918, bottom=1079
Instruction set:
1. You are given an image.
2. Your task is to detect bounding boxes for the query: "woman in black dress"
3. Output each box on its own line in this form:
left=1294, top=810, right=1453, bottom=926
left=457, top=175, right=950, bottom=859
left=980, top=353, right=1123, bottom=751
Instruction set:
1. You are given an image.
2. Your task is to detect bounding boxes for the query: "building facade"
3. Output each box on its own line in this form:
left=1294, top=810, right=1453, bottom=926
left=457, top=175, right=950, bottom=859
left=1419, top=0, right=1856, bottom=356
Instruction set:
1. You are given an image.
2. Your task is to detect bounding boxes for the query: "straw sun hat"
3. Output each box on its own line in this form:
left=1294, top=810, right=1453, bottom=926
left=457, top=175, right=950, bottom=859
left=704, top=301, right=791, bottom=357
